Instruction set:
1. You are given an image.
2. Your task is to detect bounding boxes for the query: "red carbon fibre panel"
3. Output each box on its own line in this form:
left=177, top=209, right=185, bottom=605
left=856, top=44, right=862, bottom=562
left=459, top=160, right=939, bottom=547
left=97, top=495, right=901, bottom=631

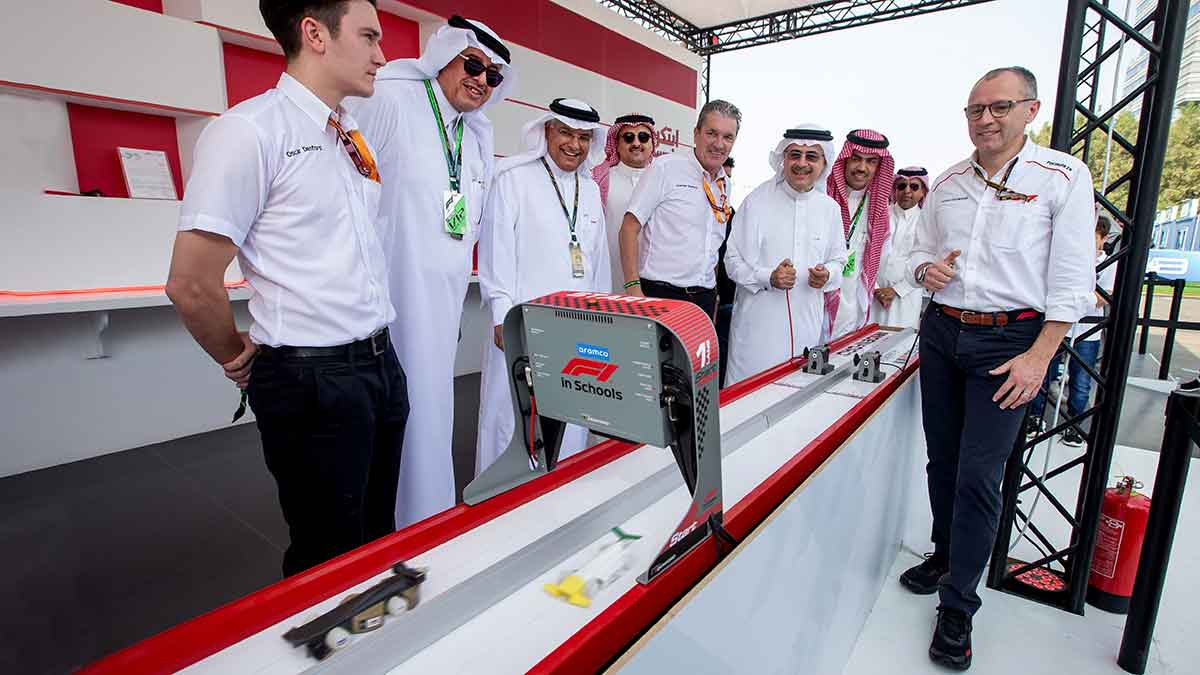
left=528, top=291, right=718, bottom=375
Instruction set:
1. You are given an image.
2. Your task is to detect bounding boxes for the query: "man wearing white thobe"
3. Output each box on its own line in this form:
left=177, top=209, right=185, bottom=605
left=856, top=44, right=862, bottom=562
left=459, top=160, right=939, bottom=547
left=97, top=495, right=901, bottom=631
left=476, top=99, right=611, bottom=473
left=348, top=16, right=516, bottom=527
left=724, top=125, right=847, bottom=385
left=873, top=166, right=929, bottom=328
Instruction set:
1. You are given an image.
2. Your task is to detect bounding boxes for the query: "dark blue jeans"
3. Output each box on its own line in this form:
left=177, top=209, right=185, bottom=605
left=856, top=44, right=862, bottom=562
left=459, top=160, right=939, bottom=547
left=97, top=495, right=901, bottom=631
left=918, top=306, right=1042, bottom=615
left=1029, top=338, right=1101, bottom=421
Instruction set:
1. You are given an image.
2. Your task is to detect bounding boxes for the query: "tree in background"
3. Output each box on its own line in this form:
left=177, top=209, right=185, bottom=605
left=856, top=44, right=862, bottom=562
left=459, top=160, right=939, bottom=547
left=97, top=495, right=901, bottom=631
left=1031, top=111, right=1138, bottom=211
left=1031, top=103, right=1200, bottom=212
left=1159, top=103, right=1200, bottom=209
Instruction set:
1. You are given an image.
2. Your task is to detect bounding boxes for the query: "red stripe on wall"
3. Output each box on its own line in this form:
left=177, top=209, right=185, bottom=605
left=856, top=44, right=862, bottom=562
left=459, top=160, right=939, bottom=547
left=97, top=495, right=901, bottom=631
left=400, top=0, right=697, bottom=108
left=111, top=0, right=163, bottom=12
left=66, top=104, right=184, bottom=200
left=222, top=43, right=286, bottom=107
left=378, top=11, right=421, bottom=60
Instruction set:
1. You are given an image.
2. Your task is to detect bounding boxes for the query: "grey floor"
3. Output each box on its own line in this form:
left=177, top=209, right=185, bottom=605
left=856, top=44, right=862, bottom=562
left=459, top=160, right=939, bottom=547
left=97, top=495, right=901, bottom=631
left=1, top=317, right=1196, bottom=674
left=0, top=375, right=481, bottom=675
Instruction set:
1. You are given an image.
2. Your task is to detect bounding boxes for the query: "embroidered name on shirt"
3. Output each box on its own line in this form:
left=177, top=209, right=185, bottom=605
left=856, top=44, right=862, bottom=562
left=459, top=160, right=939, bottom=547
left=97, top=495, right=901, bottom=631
left=674, top=183, right=699, bottom=190
left=285, top=145, right=324, bottom=158
left=942, top=195, right=969, bottom=203
left=1044, top=160, right=1073, bottom=171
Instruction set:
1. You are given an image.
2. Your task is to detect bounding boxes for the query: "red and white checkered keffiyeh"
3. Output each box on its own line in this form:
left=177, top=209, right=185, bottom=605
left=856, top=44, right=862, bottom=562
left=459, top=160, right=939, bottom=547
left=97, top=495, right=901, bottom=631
left=824, top=128, right=895, bottom=334
left=592, top=114, right=658, bottom=207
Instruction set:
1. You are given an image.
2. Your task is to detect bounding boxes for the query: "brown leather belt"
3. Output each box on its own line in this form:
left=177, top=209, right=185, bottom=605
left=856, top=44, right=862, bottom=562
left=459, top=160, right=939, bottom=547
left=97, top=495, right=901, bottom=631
left=935, top=303, right=1042, bottom=327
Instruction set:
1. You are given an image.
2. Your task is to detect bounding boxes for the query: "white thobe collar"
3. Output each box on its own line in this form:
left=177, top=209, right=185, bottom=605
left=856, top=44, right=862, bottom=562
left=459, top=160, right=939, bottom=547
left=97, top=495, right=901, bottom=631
left=542, top=153, right=581, bottom=182
left=615, top=161, right=648, bottom=179
left=779, top=177, right=817, bottom=202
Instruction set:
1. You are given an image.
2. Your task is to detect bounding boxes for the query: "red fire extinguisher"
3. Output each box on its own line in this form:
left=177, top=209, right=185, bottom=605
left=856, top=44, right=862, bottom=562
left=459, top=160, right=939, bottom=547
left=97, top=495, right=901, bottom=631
left=1087, top=476, right=1151, bottom=613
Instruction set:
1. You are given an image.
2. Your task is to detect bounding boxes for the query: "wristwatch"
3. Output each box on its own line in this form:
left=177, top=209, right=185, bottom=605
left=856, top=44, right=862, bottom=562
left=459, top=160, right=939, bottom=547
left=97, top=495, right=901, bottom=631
left=915, top=262, right=932, bottom=285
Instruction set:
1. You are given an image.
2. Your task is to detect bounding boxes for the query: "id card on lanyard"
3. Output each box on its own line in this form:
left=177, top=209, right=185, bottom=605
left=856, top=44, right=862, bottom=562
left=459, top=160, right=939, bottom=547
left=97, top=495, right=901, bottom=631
left=541, top=157, right=585, bottom=278
left=425, top=80, right=467, bottom=239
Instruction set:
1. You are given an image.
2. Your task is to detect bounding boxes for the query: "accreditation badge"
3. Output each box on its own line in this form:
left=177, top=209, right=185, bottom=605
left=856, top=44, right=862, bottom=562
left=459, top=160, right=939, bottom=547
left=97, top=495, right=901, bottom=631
left=443, top=189, right=467, bottom=239
left=842, top=252, right=857, bottom=278
left=569, top=241, right=585, bottom=278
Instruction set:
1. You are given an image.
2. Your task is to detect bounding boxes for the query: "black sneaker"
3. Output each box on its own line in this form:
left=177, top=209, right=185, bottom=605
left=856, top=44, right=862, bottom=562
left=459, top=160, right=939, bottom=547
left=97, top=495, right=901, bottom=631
left=929, top=606, right=972, bottom=670
left=1062, top=427, right=1085, bottom=447
left=900, top=552, right=949, bottom=595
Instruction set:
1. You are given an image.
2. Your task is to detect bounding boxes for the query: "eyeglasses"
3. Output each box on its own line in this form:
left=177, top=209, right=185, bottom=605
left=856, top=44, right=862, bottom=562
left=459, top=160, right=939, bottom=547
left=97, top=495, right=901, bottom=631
left=458, top=54, right=504, bottom=88
left=964, top=98, right=1036, bottom=120
left=894, top=181, right=924, bottom=192
left=622, top=131, right=652, bottom=144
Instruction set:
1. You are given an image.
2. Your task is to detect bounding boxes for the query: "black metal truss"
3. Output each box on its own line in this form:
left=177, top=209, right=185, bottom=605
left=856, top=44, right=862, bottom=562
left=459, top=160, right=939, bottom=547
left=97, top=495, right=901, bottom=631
left=594, top=0, right=697, bottom=46
left=987, top=0, right=1190, bottom=614
left=598, top=0, right=1001, bottom=99
left=690, top=0, right=997, bottom=55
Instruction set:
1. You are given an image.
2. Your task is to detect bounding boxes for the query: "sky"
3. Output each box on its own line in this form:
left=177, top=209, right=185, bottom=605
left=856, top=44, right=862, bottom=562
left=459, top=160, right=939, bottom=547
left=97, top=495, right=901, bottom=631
left=708, top=0, right=1112, bottom=207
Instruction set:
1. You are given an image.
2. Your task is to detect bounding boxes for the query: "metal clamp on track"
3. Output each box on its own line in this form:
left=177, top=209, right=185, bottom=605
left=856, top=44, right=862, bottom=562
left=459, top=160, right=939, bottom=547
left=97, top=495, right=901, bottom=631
left=802, top=345, right=834, bottom=374
left=852, top=350, right=885, bottom=383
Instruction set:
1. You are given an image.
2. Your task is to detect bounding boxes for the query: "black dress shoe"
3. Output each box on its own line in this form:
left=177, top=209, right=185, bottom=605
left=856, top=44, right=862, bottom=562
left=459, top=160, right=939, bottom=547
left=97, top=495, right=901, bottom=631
left=929, top=606, right=972, bottom=670
left=900, top=552, right=949, bottom=595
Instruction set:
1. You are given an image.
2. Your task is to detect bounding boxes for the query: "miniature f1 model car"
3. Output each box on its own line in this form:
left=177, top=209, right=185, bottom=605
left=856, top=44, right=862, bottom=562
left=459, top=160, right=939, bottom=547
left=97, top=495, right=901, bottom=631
left=282, top=562, right=427, bottom=660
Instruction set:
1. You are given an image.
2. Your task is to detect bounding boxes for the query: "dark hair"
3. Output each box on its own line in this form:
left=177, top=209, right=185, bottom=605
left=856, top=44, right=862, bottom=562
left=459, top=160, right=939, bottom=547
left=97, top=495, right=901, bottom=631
left=1097, top=212, right=1114, bottom=237
left=260, top=0, right=376, bottom=59
left=723, top=156, right=735, bottom=168
left=979, top=66, right=1038, bottom=99
left=696, top=99, right=742, bottom=134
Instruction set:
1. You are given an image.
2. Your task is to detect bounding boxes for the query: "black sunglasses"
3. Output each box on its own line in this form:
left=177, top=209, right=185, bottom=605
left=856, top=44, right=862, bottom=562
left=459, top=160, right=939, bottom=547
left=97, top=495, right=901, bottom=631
left=458, top=54, right=504, bottom=88
left=895, top=181, right=924, bottom=192
left=622, top=131, right=652, bottom=144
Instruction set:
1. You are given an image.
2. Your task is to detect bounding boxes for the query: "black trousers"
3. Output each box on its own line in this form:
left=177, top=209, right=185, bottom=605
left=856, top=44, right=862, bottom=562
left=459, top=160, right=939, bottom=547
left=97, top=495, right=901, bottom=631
left=247, top=340, right=409, bottom=577
left=918, top=306, right=1041, bottom=615
left=641, top=278, right=719, bottom=319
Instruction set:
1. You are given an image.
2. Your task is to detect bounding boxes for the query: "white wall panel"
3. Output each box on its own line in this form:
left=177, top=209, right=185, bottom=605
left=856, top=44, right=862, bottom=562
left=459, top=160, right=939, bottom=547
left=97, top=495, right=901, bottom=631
left=164, top=0, right=271, bottom=39
left=0, top=302, right=256, bottom=478
left=0, top=93, right=77, bottom=195
left=3, top=0, right=224, bottom=114
left=0, top=193, right=239, bottom=291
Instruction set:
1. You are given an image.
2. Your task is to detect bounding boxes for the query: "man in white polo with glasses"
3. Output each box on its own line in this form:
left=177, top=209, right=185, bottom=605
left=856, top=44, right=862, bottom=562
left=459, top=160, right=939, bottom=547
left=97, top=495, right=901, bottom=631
left=900, top=66, right=1096, bottom=671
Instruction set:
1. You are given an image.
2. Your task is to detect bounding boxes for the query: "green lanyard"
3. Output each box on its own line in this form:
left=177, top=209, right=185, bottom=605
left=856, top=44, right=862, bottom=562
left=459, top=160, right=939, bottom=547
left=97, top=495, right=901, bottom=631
left=845, top=194, right=868, bottom=244
left=424, top=80, right=464, bottom=191
left=540, top=157, right=579, bottom=243
left=843, top=194, right=869, bottom=278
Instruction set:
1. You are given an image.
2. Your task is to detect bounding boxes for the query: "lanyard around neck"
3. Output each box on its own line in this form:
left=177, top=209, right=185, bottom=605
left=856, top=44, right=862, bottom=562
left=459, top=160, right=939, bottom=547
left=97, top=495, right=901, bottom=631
left=541, top=157, right=579, bottom=242
left=424, top=80, right=464, bottom=191
left=846, top=193, right=868, bottom=243
left=972, top=157, right=1027, bottom=200
left=703, top=176, right=731, bottom=224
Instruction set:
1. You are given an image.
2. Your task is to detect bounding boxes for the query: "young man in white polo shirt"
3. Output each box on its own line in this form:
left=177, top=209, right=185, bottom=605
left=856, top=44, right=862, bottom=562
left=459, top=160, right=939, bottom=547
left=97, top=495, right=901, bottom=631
left=165, top=0, right=405, bottom=577
left=618, top=100, right=741, bottom=319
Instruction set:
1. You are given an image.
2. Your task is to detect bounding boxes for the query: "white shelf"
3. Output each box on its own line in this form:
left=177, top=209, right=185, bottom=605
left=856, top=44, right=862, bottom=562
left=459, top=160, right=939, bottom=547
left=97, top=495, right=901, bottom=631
left=0, top=286, right=252, bottom=319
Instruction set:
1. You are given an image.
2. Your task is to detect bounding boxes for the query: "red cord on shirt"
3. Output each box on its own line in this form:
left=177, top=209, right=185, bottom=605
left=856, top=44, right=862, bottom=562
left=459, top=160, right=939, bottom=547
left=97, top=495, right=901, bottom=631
left=785, top=288, right=795, bottom=360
